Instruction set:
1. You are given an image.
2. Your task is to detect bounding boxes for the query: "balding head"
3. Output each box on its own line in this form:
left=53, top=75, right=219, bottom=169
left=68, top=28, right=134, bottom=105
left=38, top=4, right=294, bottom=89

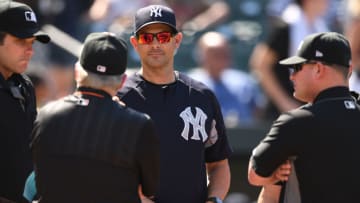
left=196, top=32, right=232, bottom=80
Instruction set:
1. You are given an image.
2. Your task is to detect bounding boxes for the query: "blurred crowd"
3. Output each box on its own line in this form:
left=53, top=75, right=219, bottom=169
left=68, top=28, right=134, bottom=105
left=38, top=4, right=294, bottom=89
left=22, top=0, right=357, bottom=129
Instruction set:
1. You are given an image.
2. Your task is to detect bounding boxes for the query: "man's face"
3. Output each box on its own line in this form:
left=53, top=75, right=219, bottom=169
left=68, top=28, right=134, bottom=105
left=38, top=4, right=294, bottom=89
left=130, top=23, right=182, bottom=70
left=289, top=62, right=318, bottom=103
left=0, top=33, right=35, bottom=79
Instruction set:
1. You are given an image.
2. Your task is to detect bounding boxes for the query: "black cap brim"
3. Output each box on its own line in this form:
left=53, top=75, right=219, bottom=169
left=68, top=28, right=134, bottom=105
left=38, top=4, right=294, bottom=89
left=34, top=31, right=50, bottom=43
left=9, top=28, right=50, bottom=43
left=279, top=56, right=307, bottom=66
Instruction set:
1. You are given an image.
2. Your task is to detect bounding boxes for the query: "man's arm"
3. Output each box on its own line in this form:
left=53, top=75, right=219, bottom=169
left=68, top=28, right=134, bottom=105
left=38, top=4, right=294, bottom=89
left=257, top=184, right=282, bottom=203
left=136, top=120, right=160, bottom=200
left=138, top=186, right=155, bottom=203
left=248, top=159, right=291, bottom=186
left=206, top=159, right=231, bottom=201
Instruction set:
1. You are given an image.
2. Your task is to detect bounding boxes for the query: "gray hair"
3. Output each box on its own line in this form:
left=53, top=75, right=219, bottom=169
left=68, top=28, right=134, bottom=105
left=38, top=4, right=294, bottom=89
left=75, top=62, right=124, bottom=91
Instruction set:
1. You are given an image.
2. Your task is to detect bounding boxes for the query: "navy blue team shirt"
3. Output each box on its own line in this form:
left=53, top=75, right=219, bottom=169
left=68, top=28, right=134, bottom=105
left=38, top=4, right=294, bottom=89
left=118, top=71, right=232, bottom=203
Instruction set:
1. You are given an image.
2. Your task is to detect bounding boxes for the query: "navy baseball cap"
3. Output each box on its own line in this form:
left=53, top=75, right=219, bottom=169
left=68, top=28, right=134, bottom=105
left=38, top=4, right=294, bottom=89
left=80, top=32, right=128, bottom=76
left=0, top=1, right=50, bottom=43
left=280, top=32, right=351, bottom=68
left=134, top=5, right=178, bottom=34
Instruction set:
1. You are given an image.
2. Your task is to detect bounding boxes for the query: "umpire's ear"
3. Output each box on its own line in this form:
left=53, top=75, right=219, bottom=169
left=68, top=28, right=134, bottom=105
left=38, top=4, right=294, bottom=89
left=118, top=74, right=127, bottom=90
left=348, top=63, right=353, bottom=79
left=74, top=61, right=81, bottom=83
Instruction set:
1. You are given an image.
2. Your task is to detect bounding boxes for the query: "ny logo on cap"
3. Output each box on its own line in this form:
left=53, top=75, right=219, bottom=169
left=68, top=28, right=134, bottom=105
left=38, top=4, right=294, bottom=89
left=24, top=11, right=37, bottom=22
left=150, top=6, right=162, bottom=17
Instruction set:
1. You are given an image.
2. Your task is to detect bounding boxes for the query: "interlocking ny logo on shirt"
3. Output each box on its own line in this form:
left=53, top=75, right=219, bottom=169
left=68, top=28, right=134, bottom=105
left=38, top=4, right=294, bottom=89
left=180, top=107, right=208, bottom=142
left=150, top=6, right=162, bottom=17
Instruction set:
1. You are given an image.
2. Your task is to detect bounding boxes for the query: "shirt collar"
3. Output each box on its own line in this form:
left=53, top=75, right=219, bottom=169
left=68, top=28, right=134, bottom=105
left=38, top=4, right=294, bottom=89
left=313, top=86, right=351, bottom=104
left=75, top=86, right=112, bottom=99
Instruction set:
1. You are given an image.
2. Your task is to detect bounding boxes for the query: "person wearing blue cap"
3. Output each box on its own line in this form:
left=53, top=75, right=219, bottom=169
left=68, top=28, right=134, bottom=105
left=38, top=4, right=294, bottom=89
left=248, top=32, right=360, bottom=203
left=118, top=4, right=232, bottom=203
left=0, top=1, right=50, bottom=202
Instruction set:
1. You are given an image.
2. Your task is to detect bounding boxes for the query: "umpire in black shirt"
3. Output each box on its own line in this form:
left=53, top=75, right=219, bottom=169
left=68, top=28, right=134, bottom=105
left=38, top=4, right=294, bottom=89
left=248, top=32, right=360, bottom=202
left=31, top=32, right=159, bottom=203
left=0, top=1, right=50, bottom=202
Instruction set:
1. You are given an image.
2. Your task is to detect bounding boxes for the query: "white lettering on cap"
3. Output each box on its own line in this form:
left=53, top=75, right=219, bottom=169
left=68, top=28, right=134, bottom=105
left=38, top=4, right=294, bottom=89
left=24, top=11, right=37, bottom=22
left=150, top=6, right=162, bottom=17
left=96, top=65, right=107, bottom=73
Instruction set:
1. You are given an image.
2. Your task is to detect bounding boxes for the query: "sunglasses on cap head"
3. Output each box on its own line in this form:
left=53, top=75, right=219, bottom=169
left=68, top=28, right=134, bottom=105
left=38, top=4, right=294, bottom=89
left=136, top=31, right=174, bottom=44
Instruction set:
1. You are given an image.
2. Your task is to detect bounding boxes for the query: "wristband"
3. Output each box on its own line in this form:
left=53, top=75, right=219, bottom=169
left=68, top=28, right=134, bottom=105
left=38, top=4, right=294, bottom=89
left=207, top=196, right=223, bottom=203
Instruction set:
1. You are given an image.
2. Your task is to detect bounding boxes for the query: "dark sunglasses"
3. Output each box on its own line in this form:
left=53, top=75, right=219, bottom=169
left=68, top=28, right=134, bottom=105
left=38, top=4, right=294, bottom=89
left=137, top=31, right=174, bottom=44
left=289, top=61, right=318, bottom=74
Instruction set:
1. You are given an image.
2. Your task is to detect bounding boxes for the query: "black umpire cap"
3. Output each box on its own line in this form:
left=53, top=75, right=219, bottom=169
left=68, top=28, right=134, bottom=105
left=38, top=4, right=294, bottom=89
left=80, top=32, right=128, bottom=76
left=0, top=0, right=50, bottom=43
left=280, top=32, right=351, bottom=68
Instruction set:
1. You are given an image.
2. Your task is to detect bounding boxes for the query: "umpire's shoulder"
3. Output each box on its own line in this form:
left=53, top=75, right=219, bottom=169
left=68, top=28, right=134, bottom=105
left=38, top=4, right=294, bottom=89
left=118, top=105, right=154, bottom=133
left=36, top=97, right=67, bottom=121
left=123, top=104, right=151, bottom=120
left=276, top=104, right=314, bottom=125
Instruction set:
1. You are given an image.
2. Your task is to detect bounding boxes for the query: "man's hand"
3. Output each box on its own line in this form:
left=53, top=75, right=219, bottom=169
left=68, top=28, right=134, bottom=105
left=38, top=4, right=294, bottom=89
left=141, top=197, right=155, bottom=203
left=112, top=96, right=126, bottom=106
left=248, top=159, right=292, bottom=186
left=138, top=185, right=155, bottom=203
left=274, top=160, right=291, bottom=182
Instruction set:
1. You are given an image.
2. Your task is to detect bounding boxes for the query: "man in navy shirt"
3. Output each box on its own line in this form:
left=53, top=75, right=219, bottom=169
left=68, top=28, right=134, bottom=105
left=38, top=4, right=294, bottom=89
left=118, top=5, right=232, bottom=203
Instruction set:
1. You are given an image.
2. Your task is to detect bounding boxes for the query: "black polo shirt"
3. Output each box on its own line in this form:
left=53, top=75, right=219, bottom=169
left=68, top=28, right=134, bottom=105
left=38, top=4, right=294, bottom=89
left=31, top=87, right=159, bottom=203
left=251, top=87, right=360, bottom=202
left=0, top=73, right=36, bottom=202
left=118, top=72, right=232, bottom=203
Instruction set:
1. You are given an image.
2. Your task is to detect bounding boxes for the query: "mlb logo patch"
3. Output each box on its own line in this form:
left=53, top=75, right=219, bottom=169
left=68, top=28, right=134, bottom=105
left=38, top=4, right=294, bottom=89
left=344, top=101, right=356, bottom=109
left=24, top=11, right=37, bottom=22
left=77, top=98, right=90, bottom=106
left=96, top=65, right=107, bottom=73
